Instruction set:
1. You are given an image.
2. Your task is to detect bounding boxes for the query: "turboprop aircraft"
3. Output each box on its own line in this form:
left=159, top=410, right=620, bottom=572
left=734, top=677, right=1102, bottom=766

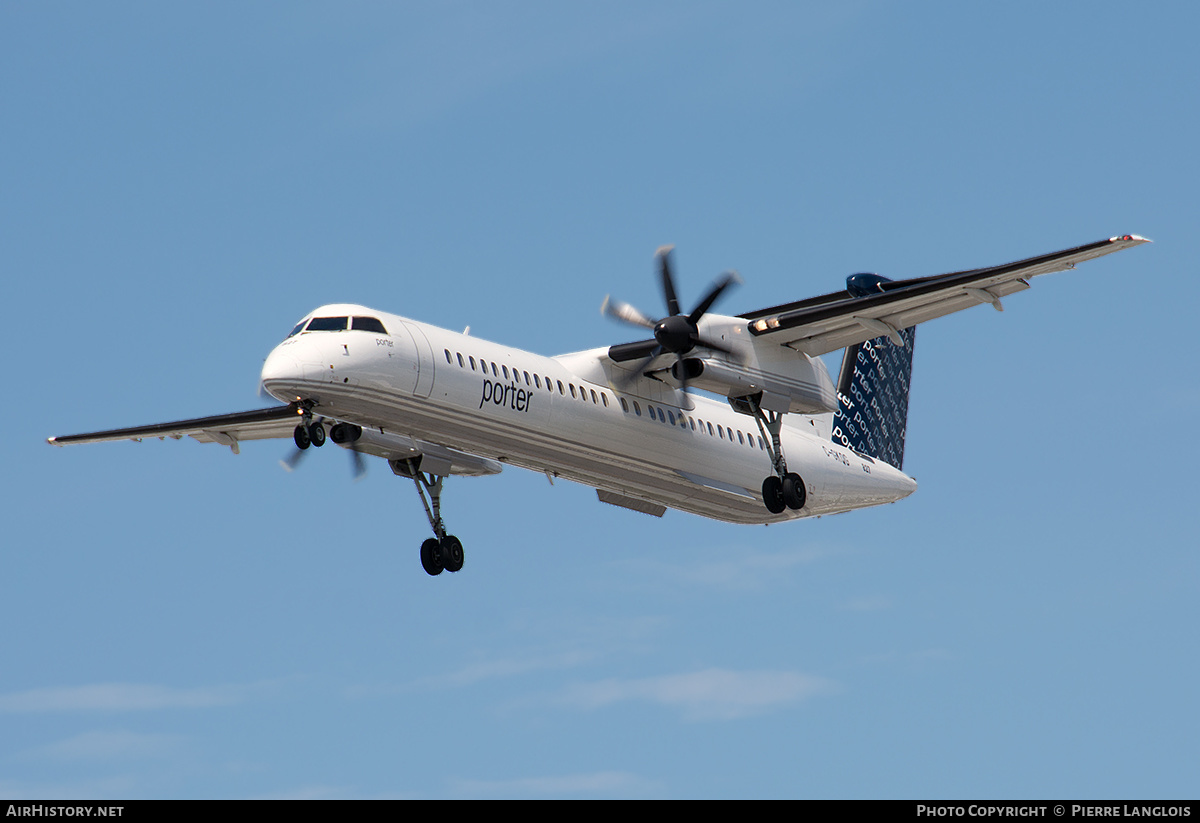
left=48, top=235, right=1149, bottom=576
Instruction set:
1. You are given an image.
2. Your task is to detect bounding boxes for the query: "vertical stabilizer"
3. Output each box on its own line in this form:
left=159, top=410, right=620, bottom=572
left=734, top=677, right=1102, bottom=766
left=831, top=327, right=916, bottom=469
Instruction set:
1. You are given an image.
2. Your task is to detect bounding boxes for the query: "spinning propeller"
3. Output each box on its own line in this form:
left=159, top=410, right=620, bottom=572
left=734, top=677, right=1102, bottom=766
left=602, top=245, right=740, bottom=388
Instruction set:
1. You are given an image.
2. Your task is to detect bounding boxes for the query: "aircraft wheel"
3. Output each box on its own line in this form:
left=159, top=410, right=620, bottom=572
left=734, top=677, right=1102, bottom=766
left=293, top=424, right=311, bottom=450
left=441, top=535, right=464, bottom=573
left=782, top=473, right=806, bottom=510
left=420, top=538, right=444, bottom=576
left=762, top=476, right=786, bottom=514
left=308, top=421, right=326, bottom=447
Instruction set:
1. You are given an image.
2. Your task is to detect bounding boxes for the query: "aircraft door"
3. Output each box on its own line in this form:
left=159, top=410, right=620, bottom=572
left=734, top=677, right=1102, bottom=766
left=397, top=322, right=435, bottom=398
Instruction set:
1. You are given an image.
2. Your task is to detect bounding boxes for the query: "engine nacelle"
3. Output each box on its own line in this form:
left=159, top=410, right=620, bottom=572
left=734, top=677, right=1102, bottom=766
left=675, top=354, right=837, bottom=414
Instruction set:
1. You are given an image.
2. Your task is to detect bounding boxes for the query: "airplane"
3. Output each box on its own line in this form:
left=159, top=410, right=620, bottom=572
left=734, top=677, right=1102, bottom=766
left=48, top=235, right=1149, bottom=576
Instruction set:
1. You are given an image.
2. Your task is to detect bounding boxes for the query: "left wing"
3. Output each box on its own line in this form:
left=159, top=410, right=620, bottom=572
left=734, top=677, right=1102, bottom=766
left=47, top=402, right=307, bottom=453
left=738, top=235, right=1150, bottom=356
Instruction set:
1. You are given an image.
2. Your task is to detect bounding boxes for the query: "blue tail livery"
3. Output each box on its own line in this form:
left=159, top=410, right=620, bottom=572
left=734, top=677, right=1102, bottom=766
left=830, top=274, right=917, bottom=469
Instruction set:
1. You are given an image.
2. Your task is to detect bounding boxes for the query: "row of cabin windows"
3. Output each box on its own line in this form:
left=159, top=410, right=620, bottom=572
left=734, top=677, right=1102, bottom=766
left=443, top=347, right=762, bottom=450
left=617, top=396, right=764, bottom=450
left=444, top=350, right=610, bottom=408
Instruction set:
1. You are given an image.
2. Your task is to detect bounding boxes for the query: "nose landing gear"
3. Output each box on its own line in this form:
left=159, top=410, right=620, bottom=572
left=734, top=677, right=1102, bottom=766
left=292, top=418, right=327, bottom=450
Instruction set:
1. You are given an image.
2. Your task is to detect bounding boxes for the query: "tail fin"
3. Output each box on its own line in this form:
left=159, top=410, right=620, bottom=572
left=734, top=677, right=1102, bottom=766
left=831, top=326, right=916, bottom=469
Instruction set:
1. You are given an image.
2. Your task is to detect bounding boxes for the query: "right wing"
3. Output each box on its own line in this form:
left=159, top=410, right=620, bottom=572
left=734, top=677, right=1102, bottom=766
left=47, top=402, right=503, bottom=477
left=738, top=235, right=1150, bottom=356
left=47, top=402, right=307, bottom=453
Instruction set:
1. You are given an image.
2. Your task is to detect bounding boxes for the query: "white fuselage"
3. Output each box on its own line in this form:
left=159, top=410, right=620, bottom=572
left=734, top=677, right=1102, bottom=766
left=260, top=304, right=917, bottom=524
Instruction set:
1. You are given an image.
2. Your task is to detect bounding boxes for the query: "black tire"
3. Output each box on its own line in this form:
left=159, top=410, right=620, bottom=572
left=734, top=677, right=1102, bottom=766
left=420, top=538, right=444, bottom=576
left=441, top=535, right=464, bottom=573
left=308, top=421, right=326, bottom=448
left=293, top=424, right=311, bottom=450
left=762, top=475, right=786, bottom=514
left=782, top=473, right=806, bottom=510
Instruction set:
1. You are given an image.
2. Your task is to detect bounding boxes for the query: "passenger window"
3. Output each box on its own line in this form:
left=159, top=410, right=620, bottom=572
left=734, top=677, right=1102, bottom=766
left=707, top=422, right=714, bottom=436
left=524, top=371, right=531, bottom=386
left=668, top=410, right=676, bottom=425
left=601, top=393, right=608, bottom=408
left=444, top=349, right=452, bottom=364
left=457, top=353, right=464, bottom=367
left=491, top=362, right=499, bottom=377
left=557, top=381, right=565, bottom=395
left=569, top=384, right=577, bottom=399
left=737, top=431, right=744, bottom=445
left=469, top=356, right=476, bottom=371
left=633, top=401, right=641, bottom=416
left=620, top=397, right=628, bottom=412
left=590, top=389, right=597, bottom=404
left=534, top=375, right=541, bottom=389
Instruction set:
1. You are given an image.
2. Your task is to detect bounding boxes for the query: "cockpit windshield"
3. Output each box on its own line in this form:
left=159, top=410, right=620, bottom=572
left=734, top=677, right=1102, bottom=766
left=351, top=316, right=388, bottom=333
left=286, top=315, right=388, bottom=338
left=307, top=316, right=348, bottom=332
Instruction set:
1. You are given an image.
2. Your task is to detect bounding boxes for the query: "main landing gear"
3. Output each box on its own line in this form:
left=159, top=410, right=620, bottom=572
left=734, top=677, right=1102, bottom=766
left=746, top=396, right=806, bottom=516
left=396, top=458, right=465, bottom=576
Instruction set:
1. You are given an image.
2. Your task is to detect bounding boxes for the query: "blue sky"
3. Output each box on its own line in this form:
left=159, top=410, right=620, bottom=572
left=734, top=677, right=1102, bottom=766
left=3, top=1, right=1197, bottom=799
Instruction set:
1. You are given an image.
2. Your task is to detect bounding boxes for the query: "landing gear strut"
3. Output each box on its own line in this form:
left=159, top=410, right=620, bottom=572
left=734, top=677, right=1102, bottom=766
left=747, top=396, right=806, bottom=515
left=398, top=458, right=465, bottom=576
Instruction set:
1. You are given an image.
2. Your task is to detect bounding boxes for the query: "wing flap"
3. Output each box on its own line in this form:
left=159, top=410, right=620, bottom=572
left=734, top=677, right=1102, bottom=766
left=779, top=281, right=1034, bottom=353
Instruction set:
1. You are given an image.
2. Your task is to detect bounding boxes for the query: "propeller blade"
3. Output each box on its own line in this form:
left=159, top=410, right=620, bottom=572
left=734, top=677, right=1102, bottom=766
left=617, top=344, right=664, bottom=388
left=601, top=295, right=657, bottom=330
left=281, top=447, right=306, bottom=472
left=608, top=339, right=661, bottom=362
left=349, top=447, right=367, bottom=480
left=688, top=270, right=742, bottom=324
left=656, top=245, right=681, bottom=316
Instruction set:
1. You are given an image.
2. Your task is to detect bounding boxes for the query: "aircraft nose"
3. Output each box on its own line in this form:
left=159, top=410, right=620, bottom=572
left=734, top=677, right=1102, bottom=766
left=260, top=348, right=301, bottom=399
